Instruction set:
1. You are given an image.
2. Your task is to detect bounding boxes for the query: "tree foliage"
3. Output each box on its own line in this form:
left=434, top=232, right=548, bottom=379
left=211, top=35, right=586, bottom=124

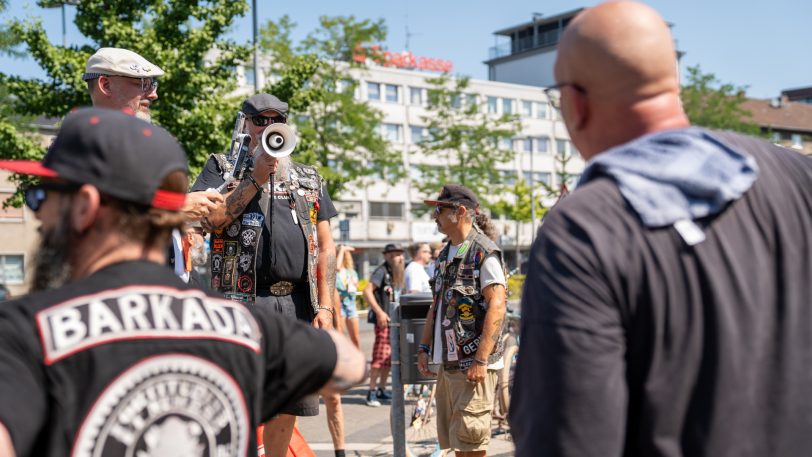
left=681, top=65, right=760, bottom=135
left=1, top=0, right=251, bottom=175
left=258, top=15, right=402, bottom=199
left=413, top=75, right=520, bottom=206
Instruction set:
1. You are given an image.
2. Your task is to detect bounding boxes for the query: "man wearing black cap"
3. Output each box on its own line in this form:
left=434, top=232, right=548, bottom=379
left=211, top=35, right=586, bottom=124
left=192, top=93, right=339, bottom=455
left=362, top=243, right=405, bottom=407
left=0, top=108, right=366, bottom=457
left=416, top=184, right=506, bottom=457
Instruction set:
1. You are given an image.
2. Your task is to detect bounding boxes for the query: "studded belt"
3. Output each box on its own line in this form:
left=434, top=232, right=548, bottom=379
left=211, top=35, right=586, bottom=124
left=269, top=281, right=296, bottom=296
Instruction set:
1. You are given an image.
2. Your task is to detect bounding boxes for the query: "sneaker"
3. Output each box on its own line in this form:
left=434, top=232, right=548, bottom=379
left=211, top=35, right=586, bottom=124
left=377, top=388, right=393, bottom=401
left=366, top=390, right=381, bottom=407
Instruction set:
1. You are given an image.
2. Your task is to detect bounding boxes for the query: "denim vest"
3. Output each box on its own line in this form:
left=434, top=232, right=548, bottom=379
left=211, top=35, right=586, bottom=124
left=209, top=154, right=322, bottom=313
left=430, top=226, right=506, bottom=371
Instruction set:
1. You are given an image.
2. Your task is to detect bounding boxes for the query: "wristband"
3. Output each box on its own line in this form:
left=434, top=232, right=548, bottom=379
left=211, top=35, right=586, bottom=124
left=316, top=306, right=335, bottom=316
left=246, top=174, right=263, bottom=193
left=418, top=343, right=431, bottom=354
left=474, top=357, right=488, bottom=366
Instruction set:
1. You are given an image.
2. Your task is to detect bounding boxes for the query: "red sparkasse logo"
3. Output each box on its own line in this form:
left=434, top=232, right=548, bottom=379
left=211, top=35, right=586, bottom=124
left=353, top=45, right=453, bottom=73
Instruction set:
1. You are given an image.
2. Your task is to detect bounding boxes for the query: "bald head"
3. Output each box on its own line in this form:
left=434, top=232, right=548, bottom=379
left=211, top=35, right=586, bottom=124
left=554, top=1, right=689, bottom=158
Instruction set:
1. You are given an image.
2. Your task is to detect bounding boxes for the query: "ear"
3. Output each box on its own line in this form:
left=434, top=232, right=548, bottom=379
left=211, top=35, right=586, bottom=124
left=70, top=184, right=102, bottom=233
left=97, top=76, right=113, bottom=97
left=567, top=86, right=590, bottom=131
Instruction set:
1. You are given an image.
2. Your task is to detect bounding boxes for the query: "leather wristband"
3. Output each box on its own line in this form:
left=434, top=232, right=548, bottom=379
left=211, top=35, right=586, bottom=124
left=418, top=343, right=431, bottom=354
left=316, top=306, right=334, bottom=316
left=474, top=357, right=488, bottom=366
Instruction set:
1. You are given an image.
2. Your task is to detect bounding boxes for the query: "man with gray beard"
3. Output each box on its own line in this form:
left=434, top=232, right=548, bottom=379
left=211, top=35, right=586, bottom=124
left=192, top=93, right=339, bottom=457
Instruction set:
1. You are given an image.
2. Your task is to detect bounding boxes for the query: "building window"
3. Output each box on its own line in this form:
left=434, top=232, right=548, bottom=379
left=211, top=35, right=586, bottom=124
left=535, top=136, right=550, bottom=154
left=385, top=84, right=399, bottom=103
left=521, top=100, right=533, bottom=118
left=500, top=170, right=517, bottom=185
left=487, top=96, right=498, bottom=114
left=535, top=101, right=548, bottom=119
left=410, top=126, right=427, bottom=144
left=369, top=202, right=404, bottom=219
left=523, top=171, right=551, bottom=186
left=409, top=87, right=423, bottom=105
left=502, top=98, right=513, bottom=115
left=500, top=137, right=513, bottom=151
left=516, top=138, right=532, bottom=153
left=451, top=94, right=462, bottom=109
left=382, top=123, right=403, bottom=142
left=465, top=94, right=478, bottom=109
left=791, top=133, right=803, bottom=148
left=0, top=254, right=23, bottom=285
left=244, top=66, right=255, bottom=88
left=556, top=139, right=568, bottom=156
left=771, top=132, right=781, bottom=143
left=367, top=82, right=381, bottom=101
left=0, top=192, right=23, bottom=220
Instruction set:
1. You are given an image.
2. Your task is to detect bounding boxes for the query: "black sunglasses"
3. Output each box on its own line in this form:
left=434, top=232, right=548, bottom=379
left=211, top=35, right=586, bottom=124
left=249, top=115, right=286, bottom=127
left=24, top=182, right=81, bottom=212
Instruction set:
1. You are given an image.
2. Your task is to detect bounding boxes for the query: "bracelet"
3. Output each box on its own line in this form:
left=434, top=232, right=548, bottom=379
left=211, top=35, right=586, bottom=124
left=418, top=343, right=431, bottom=354
left=246, top=174, right=263, bottom=193
left=316, top=306, right=335, bottom=316
left=474, top=357, right=488, bottom=366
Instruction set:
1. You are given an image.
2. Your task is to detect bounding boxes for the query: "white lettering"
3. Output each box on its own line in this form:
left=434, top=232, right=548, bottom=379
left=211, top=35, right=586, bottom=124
left=232, top=308, right=256, bottom=340
left=205, top=300, right=235, bottom=334
left=49, top=307, right=87, bottom=352
left=117, top=294, right=150, bottom=330
left=148, top=294, right=179, bottom=330
left=182, top=298, right=213, bottom=331
left=88, top=300, right=123, bottom=338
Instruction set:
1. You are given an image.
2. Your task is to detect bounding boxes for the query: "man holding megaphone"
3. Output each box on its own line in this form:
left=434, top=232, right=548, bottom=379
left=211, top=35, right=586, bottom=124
left=192, top=93, right=340, bottom=456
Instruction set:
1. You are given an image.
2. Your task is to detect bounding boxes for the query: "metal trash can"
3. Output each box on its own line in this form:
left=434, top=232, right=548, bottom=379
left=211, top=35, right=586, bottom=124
left=398, top=292, right=436, bottom=385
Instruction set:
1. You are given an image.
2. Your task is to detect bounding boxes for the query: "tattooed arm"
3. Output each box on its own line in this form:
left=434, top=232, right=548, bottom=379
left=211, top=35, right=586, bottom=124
left=320, top=329, right=367, bottom=394
left=466, top=282, right=507, bottom=383
left=313, top=219, right=337, bottom=329
left=202, top=179, right=258, bottom=231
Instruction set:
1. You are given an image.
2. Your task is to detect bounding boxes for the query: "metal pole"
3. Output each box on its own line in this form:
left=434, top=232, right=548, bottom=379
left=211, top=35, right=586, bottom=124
left=389, top=299, right=406, bottom=457
left=252, top=0, right=259, bottom=92
left=61, top=4, right=67, bottom=47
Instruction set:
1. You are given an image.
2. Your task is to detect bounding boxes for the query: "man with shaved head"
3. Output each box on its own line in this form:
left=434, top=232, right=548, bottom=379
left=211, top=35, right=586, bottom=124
left=511, top=2, right=812, bottom=456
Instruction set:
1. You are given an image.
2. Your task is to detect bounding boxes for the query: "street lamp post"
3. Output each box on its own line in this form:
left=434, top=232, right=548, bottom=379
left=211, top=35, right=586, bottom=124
left=252, top=0, right=259, bottom=92
left=46, top=1, right=80, bottom=48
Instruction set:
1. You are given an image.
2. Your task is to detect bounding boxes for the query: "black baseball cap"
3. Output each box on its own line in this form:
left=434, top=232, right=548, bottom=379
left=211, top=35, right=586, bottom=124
left=424, top=184, right=480, bottom=212
left=383, top=243, right=404, bottom=254
left=242, top=93, right=289, bottom=117
left=0, top=108, right=188, bottom=211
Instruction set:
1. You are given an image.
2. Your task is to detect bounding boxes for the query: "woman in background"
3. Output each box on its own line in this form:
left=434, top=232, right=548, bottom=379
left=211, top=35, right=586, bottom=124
left=336, top=245, right=361, bottom=348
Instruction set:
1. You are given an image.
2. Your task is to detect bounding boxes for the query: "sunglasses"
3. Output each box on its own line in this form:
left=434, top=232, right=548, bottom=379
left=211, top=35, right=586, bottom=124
left=249, top=114, right=286, bottom=127
left=433, top=204, right=459, bottom=217
left=24, top=182, right=81, bottom=212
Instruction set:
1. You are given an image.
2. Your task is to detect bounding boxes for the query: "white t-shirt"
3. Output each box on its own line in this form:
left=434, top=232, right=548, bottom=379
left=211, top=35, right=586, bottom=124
left=404, top=261, right=431, bottom=293
left=171, top=229, right=190, bottom=283
left=432, top=243, right=506, bottom=369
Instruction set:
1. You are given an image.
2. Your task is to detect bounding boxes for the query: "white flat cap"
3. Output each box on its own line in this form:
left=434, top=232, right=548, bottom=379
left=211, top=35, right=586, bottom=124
left=82, top=47, right=164, bottom=81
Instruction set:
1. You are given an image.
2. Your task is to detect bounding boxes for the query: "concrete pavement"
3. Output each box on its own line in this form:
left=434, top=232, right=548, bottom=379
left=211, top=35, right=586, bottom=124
left=297, top=317, right=516, bottom=456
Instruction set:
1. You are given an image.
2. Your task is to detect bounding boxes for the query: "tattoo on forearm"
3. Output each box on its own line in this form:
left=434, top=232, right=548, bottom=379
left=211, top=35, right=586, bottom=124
left=326, top=252, right=337, bottom=292
left=491, top=318, right=504, bottom=344
left=222, top=180, right=252, bottom=228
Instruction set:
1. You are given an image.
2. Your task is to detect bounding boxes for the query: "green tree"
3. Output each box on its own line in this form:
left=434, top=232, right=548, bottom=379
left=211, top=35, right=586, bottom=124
left=681, top=65, right=760, bottom=135
left=2, top=0, right=251, bottom=175
left=492, top=178, right=546, bottom=267
left=258, top=15, right=402, bottom=198
left=414, top=75, right=519, bottom=206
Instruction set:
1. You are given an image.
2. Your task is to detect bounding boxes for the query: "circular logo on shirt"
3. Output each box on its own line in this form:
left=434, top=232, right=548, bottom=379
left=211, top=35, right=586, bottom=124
left=72, top=354, right=249, bottom=457
left=226, top=221, right=241, bottom=238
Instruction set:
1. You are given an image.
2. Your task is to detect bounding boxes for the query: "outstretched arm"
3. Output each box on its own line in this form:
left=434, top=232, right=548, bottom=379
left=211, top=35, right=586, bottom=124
left=319, top=330, right=367, bottom=394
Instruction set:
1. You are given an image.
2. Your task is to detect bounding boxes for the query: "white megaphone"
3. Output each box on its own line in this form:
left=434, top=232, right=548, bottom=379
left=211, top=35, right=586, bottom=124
left=260, top=123, right=297, bottom=158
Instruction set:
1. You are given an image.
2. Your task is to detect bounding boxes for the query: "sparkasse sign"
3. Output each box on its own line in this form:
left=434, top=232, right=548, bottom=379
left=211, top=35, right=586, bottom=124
left=353, top=45, right=453, bottom=73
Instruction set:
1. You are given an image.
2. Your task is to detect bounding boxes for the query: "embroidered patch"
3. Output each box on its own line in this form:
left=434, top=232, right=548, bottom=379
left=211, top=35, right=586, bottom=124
left=238, top=253, right=252, bottom=272
left=442, top=318, right=451, bottom=327
left=241, top=212, right=264, bottom=227
left=212, top=239, right=224, bottom=252
left=226, top=221, right=240, bottom=237
left=237, top=275, right=253, bottom=293
left=240, top=229, right=257, bottom=247
left=223, top=258, right=236, bottom=287
left=224, top=242, right=237, bottom=257
left=445, top=329, right=458, bottom=362
left=211, top=254, right=223, bottom=273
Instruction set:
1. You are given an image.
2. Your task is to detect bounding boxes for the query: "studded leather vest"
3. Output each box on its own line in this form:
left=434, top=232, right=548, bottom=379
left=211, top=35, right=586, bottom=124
left=209, top=154, right=322, bottom=313
left=430, top=225, right=507, bottom=371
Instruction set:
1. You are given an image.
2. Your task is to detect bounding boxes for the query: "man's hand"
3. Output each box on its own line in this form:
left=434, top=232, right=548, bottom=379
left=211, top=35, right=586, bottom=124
left=376, top=310, right=390, bottom=329
left=251, top=152, right=279, bottom=185
left=466, top=362, right=487, bottom=384
left=417, top=352, right=436, bottom=378
left=313, top=309, right=333, bottom=329
left=183, top=191, right=224, bottom=220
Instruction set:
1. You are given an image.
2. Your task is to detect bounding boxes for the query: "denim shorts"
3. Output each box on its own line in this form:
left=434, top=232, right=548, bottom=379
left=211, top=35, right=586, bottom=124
left=340, top=296, right=358, bottom=319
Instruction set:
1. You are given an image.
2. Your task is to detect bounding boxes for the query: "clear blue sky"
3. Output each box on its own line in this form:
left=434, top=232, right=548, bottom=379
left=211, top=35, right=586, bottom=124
left=2, top=0, right=808, bottom=99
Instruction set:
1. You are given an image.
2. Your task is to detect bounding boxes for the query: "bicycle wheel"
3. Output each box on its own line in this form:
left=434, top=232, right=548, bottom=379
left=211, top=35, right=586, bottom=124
left=498, top=344, right=519, bottom=418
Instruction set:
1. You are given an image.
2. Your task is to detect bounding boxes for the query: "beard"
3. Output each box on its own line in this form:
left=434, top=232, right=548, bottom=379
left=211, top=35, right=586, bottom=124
left=273, top=156, right=292, bottom=180
left=31, top=203, right=78, bottom=292
left=135, top=109, right=151, bottom=123
left=387, top=255, right=405, bottom=290
left=189, top=241, right=208, bottom=267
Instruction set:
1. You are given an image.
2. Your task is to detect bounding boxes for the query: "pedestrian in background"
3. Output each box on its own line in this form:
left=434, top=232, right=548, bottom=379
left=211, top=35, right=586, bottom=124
left=362, top=243, right=405, bottom=407
left=404, top=242, right=432, bottom=294
left=336, top=245, right=361, bottom=348
left=417, top=184, right=506, bottom=457
left=511, top=2, right=812, bottom=456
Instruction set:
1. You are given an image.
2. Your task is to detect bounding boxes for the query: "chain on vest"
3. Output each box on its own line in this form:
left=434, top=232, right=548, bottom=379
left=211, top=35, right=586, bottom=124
left=209, top=154, right=321, bottom=313
left=430, top=225, right=507, bottom=371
